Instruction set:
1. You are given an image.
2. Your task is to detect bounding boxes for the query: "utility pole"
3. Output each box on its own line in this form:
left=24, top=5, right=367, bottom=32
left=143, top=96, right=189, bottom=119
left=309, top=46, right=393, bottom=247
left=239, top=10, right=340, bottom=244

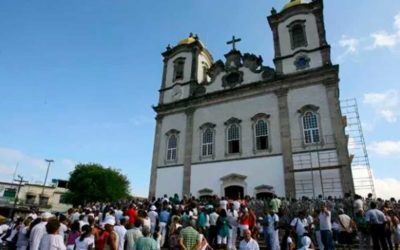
left=42, top=159, right=54, bottom=195
left=9, top=175, right=27, bottom=219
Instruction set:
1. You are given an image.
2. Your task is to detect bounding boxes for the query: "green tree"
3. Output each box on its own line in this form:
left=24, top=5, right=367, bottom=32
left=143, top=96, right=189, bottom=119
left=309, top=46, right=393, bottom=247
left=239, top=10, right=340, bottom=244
left=65, top=163, right=130, bottom=205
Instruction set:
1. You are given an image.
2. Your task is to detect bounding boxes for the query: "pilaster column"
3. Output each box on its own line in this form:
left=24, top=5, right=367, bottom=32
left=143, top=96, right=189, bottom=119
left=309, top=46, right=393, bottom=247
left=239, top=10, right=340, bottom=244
left=275, top=88, right=296, bottom=198
left=182, top=107, right=195, bottom=197
left=324, top=79, right=355, bottom=195
left=148, top=115, right=163, bottom=199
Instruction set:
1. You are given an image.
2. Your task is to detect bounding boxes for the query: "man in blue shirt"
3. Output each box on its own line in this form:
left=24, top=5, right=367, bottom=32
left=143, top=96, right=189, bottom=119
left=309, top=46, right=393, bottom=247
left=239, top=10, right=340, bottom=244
left=158, top=205, right=170, bottom=247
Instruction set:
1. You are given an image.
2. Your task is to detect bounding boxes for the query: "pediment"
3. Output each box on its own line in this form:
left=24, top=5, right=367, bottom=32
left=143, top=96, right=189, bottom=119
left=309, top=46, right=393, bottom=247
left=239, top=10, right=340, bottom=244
left=198, top=188, right=213, bottom=194
left=224, top=117, right=242, bottom=125
left=220, top=173, right=247, bottom=182
left=254, top=184, right=274, bottom=191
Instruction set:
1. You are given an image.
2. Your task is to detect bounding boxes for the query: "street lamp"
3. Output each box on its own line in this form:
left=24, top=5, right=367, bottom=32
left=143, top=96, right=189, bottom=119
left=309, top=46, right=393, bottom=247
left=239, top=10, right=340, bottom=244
left=42, top=159, right=54, bottom=195
left=9, top=175, right=27, bottom=219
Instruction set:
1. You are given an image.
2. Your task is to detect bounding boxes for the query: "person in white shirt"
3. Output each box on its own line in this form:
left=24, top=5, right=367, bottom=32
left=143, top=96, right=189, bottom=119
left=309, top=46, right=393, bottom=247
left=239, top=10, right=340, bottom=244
left=114, top=217, right=128, bottom=250
left=220, top=197, right=228, bottom=211
left=239, top=229, right=259, bottom=250
left=263, top=210, right=279, bottom=250
left=319, top=203, right=334, bottom=250
left=290, top=211, right=308, bottom=247
left=125, top=220, right=143, bottom=250
left=148, top=206, right=158, bottom=234
left=39, top=217, right=66, bottom=250
left=29, top=212, right=53, bottom=250
left=353, top=195, right=364, bottom=212
left=208, top=208, right=219, bottom=246
left=227, top=207, right=238, bottom=250
left=74, top=224, right=94, bottom=250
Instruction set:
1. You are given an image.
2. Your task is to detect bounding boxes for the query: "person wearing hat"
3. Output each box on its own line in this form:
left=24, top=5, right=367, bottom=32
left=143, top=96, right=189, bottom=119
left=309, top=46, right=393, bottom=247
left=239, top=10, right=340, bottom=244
left=104, top=218, right=118, bottom=250
left=148, top=205, right=158, bottom=234
left=29, top=212, right=53, bottom=250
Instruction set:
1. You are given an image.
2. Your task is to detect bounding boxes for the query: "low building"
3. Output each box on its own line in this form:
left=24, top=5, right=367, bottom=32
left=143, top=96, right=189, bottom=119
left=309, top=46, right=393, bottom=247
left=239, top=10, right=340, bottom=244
left=0, top=179, right=71, bottom=217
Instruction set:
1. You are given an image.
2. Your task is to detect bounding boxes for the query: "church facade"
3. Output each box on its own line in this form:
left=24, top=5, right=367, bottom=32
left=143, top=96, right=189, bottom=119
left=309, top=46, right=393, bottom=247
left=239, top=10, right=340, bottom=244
left=149, top=0, right=355, bottom=199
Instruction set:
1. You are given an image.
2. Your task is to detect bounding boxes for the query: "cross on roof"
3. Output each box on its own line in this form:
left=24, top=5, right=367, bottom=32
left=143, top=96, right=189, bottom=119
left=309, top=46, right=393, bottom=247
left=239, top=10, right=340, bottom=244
left=226, top=35, right=241, bottom=51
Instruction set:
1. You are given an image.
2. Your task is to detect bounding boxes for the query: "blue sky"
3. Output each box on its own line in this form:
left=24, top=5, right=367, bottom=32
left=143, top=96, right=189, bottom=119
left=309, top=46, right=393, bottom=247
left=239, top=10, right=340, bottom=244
left=0, top=0, right=399, bottom=198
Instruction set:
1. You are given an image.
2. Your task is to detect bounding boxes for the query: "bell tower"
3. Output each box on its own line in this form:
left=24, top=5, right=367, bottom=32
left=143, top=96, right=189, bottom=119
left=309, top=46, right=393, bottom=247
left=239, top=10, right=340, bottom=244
left=268, top=0, right=331, bottom=75
left=158, top=34, right=213, bottom=105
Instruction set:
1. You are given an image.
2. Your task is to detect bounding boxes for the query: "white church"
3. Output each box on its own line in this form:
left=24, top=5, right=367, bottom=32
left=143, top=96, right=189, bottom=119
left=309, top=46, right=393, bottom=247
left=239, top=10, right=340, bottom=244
left=149, top=0, right=355, bottom=199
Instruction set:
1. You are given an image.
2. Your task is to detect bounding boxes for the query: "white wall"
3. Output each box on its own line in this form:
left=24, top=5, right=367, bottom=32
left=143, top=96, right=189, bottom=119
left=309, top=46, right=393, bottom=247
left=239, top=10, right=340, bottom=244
left=192, top=93, right=282, bottom=162
left=156, top=166, right=183, bottom=198
left=158, top=113, right=187, bottom=166
left=190, top=156, right=285, bottom=197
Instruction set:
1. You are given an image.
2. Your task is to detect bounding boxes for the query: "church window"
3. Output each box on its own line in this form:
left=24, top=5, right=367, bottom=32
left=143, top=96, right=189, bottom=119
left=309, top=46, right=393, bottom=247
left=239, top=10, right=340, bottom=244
left=199, top=123, right=216, bottom=159
left=302, top=111, right=320, bottom=144
left=251, top=113, right=271, bottom=153
left=288, top=20, right=308, bottom=49
left=227, top=124, right=240, bottom=154
left=202, top=128, right=214, bottom=157
left=167, top=135, right=177, bottom=161
left=173, top=58, right=185, bottom=81
left=165, top=129, right=180, bottom=163
left=255, top=120, right=269, bottom=150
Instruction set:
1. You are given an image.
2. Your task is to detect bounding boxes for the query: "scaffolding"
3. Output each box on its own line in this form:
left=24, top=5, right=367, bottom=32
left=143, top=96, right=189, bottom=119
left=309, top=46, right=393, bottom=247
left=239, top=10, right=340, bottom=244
left=340, top=98, right=376, bottom=197
left=292, top=135, right=343, bottom=199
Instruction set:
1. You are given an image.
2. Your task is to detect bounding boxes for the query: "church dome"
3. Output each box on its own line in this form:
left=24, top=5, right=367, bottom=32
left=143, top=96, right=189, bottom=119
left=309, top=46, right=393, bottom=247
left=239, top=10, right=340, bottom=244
left=282, top=0, right=306, bottom=11
left=177, top=34, right=207, bottom=48
left=178, top=36, right=197, bottom=45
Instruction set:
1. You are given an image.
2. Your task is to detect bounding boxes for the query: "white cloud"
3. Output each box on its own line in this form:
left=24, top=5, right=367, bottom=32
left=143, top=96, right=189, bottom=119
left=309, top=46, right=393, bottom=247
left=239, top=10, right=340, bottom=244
left=337, top=36, right=361, bottom=62
left=0, top=146, right=76, bottom=183
left=370, top=12, right=400, bottom=49
left=371, top=31, right=398, bottom=48
left=368, top=141, right=400, bottom=156
left=363, top=90, right=400, bottom=123
left=339, top=36, right=360, bottom=54
left=395, top=13, right=400, bottom=31
left=337, top=12, right=400, bottom=58
left=375, top=178, right=400, bottom=199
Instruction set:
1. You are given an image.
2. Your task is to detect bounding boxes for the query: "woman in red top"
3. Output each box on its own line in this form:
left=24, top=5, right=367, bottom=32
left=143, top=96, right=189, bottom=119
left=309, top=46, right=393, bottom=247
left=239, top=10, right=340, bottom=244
left=239, top=208, right=250, bottom=238
left=93, top=225, right=109, bottom=250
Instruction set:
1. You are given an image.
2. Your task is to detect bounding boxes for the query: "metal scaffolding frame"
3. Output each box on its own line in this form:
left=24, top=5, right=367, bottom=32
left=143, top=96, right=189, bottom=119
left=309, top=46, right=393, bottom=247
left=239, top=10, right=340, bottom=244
left=340, top=98, right=376, bottom=197
left=292, top=135, right=343, bottom=199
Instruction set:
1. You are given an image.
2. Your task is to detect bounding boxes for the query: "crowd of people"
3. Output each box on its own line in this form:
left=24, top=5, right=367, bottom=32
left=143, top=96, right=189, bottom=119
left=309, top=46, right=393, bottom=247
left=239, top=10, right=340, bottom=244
left=0, top=193, right=399, bottom=250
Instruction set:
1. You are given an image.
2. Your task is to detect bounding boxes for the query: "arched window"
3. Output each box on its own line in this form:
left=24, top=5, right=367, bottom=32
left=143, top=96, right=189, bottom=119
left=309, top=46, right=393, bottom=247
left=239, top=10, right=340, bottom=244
left=227, top=124, right=240, bottom=154
left=166, top=134, right=177, bottom=161
left=288, top=20, right=307, bottom=49
left=255, top=119, right=269, bottom=150
left=302, top=111, right=320, bottom=144
left=173, top=58, right=185, bottom=81
left=202, top=128, right=214, bottom=157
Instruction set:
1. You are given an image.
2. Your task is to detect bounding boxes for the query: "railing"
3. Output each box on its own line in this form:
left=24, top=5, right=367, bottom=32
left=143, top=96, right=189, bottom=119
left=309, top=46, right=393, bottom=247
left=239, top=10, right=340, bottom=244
left=291, top=134, right=337, bottom=153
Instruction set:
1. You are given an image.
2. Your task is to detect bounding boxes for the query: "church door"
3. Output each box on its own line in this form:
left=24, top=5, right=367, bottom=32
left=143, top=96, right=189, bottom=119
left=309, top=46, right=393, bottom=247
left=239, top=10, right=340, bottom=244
left=224, top=185, right=244, bottom=200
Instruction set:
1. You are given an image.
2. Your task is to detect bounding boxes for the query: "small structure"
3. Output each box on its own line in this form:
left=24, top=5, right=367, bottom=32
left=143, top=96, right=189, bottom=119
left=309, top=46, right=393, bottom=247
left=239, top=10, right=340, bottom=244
left=0, top=179, right=71, bottom=217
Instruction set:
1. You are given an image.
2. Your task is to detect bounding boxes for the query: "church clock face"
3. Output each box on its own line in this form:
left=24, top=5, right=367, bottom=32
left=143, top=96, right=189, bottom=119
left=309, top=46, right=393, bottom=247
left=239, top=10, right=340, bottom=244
left=171, top=85, right=183, bottom=101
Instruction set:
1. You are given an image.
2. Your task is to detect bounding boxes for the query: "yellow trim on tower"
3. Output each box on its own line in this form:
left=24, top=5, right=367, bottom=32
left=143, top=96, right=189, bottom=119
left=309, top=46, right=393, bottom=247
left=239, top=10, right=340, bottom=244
left=282, top=0, right=303, bottom=11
